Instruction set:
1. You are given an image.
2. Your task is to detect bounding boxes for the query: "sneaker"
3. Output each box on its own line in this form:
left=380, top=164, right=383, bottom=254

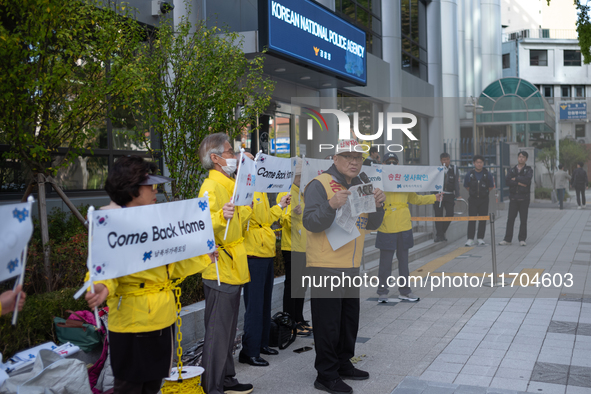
left=224, top=383, right=254, bottom=394
left=498, top=240, right=511, bottom=245
left=378, top=296, right=389, bottom=303
left=301, top=320, right=313, bottom=331
left=520, top=241, right=526, bottom=246
left=314, top=378, right=352, bottom=394
left=338, top=367, right=370, bottom=381
left=578, top=206, right=583, bottom=210
left=434, top=236, right=443, bottom=243
left=296, top=323, right=312, bottom=337
left=465, top=239, right=475, bottom=246
left=477, top=239, right=486, bottom=246
left=399, top=292, right=420, bottom=302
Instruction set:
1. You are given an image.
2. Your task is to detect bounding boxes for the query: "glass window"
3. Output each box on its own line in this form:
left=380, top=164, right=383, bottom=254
left=575, top=85, right=585, bottom=99
left=543, top=86, right=553, bottom=98
left=530, top=50, right=547, bottom=66
left=401, top=0, right=428, bottom=81
left=564, top=50, right=581, bottom=66
left=502, top=54, right=510, bottom=69
left=575, top=124, right=586, bottom=138
left=335, top=0, right=382, bottom=57
left=562, top=85, right=571, bottom=98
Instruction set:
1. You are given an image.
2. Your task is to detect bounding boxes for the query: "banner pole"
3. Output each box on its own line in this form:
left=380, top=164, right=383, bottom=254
left=87, top=206, right=101, bottom=330
left=11, top=195, right=35, bottom=326
left=488, top=212, right=502, bottom=287
left=214, top=256, right=221, bottom=286
left=224, top=148, right=245, bottom=240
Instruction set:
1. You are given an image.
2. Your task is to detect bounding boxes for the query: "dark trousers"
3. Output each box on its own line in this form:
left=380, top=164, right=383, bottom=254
left=310, top=268, right=360, bottom=381
left=113, top=378, right=162, bottom=394
left=433, top=199, right=455, bottom=238
left=504, top=199, right=529, bottom=242
left=242, top=257, right=274, bottom=356
left=282, top=250, right=307, bottom=323
left=557, top=188, right=565, bottom=210
left=202, top=284, right=241, bottom=394
left=467, top=196, right=489, bottom=240
left=576, top=186, right=586, bottom=206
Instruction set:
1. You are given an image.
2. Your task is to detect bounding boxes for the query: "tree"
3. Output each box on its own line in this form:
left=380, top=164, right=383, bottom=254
left=560, top=138, right=590, bottom=173
left=0, top=0, right=145, bottom=290
left=128, top=7, right=275, bottom=201
left=538, top=147, right=557, bottom=189
left=548, top=0, right=591, bottom=63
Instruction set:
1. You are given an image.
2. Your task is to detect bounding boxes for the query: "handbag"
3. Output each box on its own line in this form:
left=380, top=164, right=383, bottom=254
left=54, top=310, right=102, bottom=353
left=268, top=312, right=296, bottom=350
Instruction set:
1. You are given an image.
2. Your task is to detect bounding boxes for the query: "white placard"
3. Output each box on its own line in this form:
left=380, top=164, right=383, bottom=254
left=234, top=154, right=257, bottom=206
left=301, top=158, right=333, bottom=190
left=361, top=165, right=384, bottom=191
left=326, top=218, right=361, bottom=251
left=88, top=198, right=215, bottom=280
left=376, top=165, right=445, bottom=192
left=0, top=201, right=33, bottom=283
left=254, top=154, right=295, bottom=193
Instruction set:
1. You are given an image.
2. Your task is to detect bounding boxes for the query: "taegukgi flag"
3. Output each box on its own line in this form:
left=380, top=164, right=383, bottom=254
left=234, top=154, right=257, bottom=206
left=254, top=154, right=295, bottom=193
left=0, top=201, right=34, bottom=282
left=377, top=165, right=445, bottom=192
left=87, top=197, right=215, bottom=281
left=300, top=158, right=332, bottom=190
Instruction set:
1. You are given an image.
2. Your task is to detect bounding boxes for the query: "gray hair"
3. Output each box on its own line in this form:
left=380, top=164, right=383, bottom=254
left=199, top=133, right=229, bottom=170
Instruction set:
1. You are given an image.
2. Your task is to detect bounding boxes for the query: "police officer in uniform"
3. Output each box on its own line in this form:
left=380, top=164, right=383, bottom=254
left=433, top=153, right=460, bottom=242
left=463, top=155, right=495, bottom=246
left=303, top=139, right=385, bottom=394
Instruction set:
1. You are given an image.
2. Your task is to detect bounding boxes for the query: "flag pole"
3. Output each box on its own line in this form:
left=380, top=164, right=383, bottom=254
left=12, top=195, right=35, bottom=326
left=87, top=206, right=101, bottom=330
left=224, top=148, right=245, bottom=240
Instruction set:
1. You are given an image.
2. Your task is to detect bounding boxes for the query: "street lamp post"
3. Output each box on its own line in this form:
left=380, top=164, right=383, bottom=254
left=465, top=96, right=484, bottom=155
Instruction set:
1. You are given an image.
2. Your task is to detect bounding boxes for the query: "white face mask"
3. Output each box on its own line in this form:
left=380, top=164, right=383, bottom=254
left=220, top=157, right=237, bottom=175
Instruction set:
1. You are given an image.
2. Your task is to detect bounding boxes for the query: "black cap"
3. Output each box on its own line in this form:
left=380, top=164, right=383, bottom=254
left=382, top=152, right=399, bottom=164
left=139, top=174, right=174, bottom=185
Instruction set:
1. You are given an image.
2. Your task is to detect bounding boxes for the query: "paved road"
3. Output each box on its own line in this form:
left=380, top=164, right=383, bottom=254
left=232, top=207, right=591, bottom=394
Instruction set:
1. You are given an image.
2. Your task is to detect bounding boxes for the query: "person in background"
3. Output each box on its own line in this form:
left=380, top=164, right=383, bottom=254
left=239, top=190, right=290, bottom=367
left=433, top=153, right=460, bottom=242
left=277, top=158, right=312, bottom=337
left=464, top=155, right=495, bottom=246
left=85, top=155, right=213, bottom=394
left=572, top=162, right=588, bottom=209
left=362, top=146, right=381, bottom=166
left=499, top=151, right=533, bottom=246
left=0, top=285, right=26, bottom=315
left=197, top=133, right=254, bottom=394
left=376, top=152, right=442, bottom=303
left=303, top=139, right=385, bottom=394
left=554, top=164, right=571, bottom=210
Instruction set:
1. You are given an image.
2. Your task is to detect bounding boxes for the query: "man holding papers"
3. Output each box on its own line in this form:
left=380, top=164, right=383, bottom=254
left=84, top=155, right=212, bottom=394
left=303, top=139, right=385, bottom=394
left=197, top=133, right=254, bottom=394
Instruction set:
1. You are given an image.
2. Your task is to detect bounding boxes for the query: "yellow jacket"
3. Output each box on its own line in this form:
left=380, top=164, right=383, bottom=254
left=243, top=192, right=282, bottom=258
left=378, top=192, right=436, bottom=233
left=277, top=184, right=306, bottom=252
left=88, top=256, right=209, bottom=333
left=198, top=170, right=252, bottom=285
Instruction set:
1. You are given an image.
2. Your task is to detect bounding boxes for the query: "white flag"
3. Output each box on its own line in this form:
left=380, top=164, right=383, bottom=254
left=0, top=201, right=33, bottom=282
left=377, top=165, right=445, bottom=192
left=301, top=158, right=333, bottom=190
left=234, top=154, right=257, bottom=206
left=254, top=154, right=295, bottom=193
left=88, top=198, right=215, bottom=281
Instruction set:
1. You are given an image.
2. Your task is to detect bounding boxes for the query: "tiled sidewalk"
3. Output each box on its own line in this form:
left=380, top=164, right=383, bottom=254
left=232, top=208, right=591, bottom=394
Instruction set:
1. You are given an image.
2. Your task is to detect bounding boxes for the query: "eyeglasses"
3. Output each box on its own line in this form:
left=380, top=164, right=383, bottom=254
left=338, top=154, right=364, bottom=163
left=222, top=149, right=236, bottom=157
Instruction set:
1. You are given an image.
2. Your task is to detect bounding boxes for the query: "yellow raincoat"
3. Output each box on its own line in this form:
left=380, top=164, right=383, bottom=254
left=243, top=192, right=282, bottom=257
left=277, top=184, right=306, bottom=253
left=378, top=192, right=436, bottom=234
left=198, top=169, right=252, bottom=285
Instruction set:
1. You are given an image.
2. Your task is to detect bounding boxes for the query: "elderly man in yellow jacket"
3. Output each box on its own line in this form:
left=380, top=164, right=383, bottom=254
left=197, top=133, right=254, bottom=394
left=376, top=153, right=442, bottom=303
left=277, top=158, right=311, bottom=336
left=239, top=190, right=290, bottom=367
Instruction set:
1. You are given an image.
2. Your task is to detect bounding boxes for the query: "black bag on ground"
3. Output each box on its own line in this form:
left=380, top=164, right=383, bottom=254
left=268, top=312, right=297, bottom=350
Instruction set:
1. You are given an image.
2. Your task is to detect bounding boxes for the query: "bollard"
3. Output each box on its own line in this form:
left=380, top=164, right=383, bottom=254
left=488, top=213, right=505, bottom=287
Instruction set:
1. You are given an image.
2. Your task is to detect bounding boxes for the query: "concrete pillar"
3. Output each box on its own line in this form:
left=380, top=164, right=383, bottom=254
left=473, top=0, right=482, bottom=96
left=481, top=0, right=502, bottom=88
left=457, top=0, right=466, bottom=102
left=428, top=0, right=444, bottom=165
left=440, top=0, right=460, bottom=143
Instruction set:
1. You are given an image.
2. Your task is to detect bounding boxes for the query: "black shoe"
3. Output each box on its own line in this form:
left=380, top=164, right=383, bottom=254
left=443, top=236, right=448, bottom=241
left=434, top=236, right=443, bottom=243
left=314, top=378, right=352, bottom=394
left=338, top=367, right=370, bottom=381
left=238, top=351, right=269, bottom=366
left=224, top=383, right=254, bottom=394
left=260, top=346, right=278, bottom=355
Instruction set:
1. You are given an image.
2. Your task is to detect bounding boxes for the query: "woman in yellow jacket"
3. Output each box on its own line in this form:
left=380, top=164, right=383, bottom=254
left=376, top=153, right=442, bottom=303
left=86, top=156, right=212, bottom=394
left=239, top=190, right=290, bottom=367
